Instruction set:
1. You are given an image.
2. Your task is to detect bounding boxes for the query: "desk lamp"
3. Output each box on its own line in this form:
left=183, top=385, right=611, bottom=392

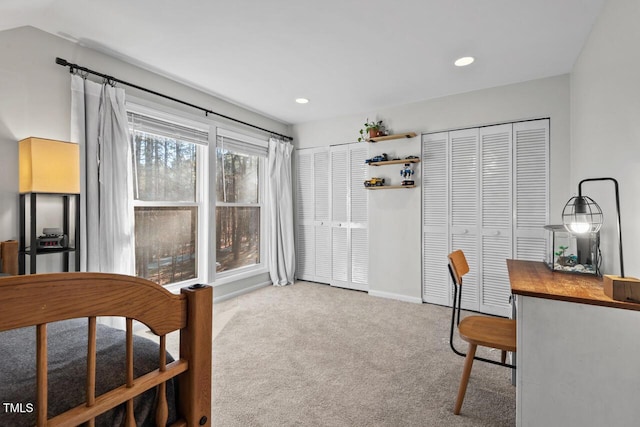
left=562, top=177, right=639, bottom=302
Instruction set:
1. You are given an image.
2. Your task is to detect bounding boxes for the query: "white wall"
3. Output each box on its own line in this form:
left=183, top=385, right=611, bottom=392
left=293, top=75, right=571, bottom=301
left=0, top=26, right=290, bottom=297
left=571, top=0, right=640, bottom=278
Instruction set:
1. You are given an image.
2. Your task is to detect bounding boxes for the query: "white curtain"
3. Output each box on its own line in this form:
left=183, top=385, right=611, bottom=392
left=267, top=138, right=295, bottom=286
left=70, top=74, right=135, bottom=276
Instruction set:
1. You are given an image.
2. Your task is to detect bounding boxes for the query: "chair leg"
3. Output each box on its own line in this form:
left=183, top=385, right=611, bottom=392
left=501, top=350, right=507, bottom=364
left=454, top=343, right=477, bottom=415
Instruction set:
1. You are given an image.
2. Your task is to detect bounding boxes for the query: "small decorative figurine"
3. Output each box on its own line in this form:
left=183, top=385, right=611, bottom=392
left=364, top=177, right=385, bottom=187
left=365, top=153, right=388, bottom=164
left=555, top=245, right=577, bottom=267
left=400, top=163, right=414, bottom=186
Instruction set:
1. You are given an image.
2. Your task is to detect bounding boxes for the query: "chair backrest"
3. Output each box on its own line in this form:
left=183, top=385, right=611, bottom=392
left=448, top=249, right=468, bottom=355
left=448, top=249, right=469, bottom=286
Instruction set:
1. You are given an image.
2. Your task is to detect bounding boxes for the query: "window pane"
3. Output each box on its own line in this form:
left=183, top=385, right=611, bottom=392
left=132, top=130, right=197, bottom=202
left=216, top=149, right=259, bottom=203
left=216, top=206, right=260, bottom=272
left=135, top=207, right=197, bottom=286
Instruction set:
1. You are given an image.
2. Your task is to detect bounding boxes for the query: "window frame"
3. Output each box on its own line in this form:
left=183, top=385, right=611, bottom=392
left=126, top=99, right=271, bottom=289
left=212, top=125, right=268, bottom=284
left=127, top=101, right=209, bottom=293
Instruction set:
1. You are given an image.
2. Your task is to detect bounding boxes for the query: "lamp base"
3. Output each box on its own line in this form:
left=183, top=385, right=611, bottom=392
left=603, top=275, right=640, bottom=303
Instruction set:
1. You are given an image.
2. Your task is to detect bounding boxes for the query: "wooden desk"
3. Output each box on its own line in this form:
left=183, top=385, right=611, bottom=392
left=507, top=260, right=640, bottom=427
left=507, top=259, right=640, bottom=311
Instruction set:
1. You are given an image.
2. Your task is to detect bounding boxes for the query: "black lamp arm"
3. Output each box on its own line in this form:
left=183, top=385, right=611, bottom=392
left=578, top=177, right=624, bottom=278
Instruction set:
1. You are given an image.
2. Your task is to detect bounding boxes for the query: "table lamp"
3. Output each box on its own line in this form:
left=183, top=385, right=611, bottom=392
left=562, top=177, right=640, bottom=302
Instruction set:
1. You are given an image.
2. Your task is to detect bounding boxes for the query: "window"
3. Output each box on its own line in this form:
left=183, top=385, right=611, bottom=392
left=128, top=111, right=207, bottom=286
left=215, top=129, right=267, bottom=275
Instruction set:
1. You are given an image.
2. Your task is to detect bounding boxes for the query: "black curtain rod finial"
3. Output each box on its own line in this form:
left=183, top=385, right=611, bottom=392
left=55, top=57, right=74, bottom=74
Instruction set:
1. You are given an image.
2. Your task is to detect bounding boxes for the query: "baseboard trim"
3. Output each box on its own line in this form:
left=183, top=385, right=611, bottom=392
left=368, top=290, right=423, bottom=304
left=214, top=280, right=272, bottom=303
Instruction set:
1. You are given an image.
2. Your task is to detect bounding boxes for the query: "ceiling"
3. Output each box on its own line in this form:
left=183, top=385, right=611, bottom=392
left=1, top=0, right=605, bottom=125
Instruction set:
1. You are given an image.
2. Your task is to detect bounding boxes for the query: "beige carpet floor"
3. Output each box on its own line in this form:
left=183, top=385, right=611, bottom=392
left=206, top=281, right=515, bottom=427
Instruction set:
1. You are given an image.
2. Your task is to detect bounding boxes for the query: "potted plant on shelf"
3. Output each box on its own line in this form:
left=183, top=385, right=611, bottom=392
left=358, top=119, right=385, bottom=142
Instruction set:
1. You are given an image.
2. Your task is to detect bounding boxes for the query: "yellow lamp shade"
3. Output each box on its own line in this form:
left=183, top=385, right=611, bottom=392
left=19, top=137, right=80, bottom=194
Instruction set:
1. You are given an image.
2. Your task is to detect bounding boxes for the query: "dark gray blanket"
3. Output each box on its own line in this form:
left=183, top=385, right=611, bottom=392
left=0, top=319, right=177, bottom=426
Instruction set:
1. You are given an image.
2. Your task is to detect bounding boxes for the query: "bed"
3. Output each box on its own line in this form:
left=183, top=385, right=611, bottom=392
left=0, top=272, right=212, bottom=426
left=1, top=239, right=18, bottom=275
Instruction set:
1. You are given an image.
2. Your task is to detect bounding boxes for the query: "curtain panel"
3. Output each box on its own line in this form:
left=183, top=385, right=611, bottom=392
left=267, top=138, right=295, bottom=285
left=70, top=74, right=135, bottom=276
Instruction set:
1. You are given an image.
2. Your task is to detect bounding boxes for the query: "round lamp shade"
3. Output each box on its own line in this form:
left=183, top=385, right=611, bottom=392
left=562, top=196, right=603, bottom=233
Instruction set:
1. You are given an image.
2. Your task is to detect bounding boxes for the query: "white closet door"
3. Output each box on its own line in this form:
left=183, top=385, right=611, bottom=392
left=332, top=226, right=349, bottom=285
left=422, top=132, right=450, bottom=305
left=296, top=144, right=369, bottom=290
left=331, top=146, right=349, bottom=288
left=315, top=150, right=331, bottom=223
left=452, top=232, right=479, bottom=309
left=329, top=143, right=369, bottom=291
left=450, top=128, right=479, bottom=311
left=479, top=124, right=513, bottom=316
left=296, top=226, right=314, bottom=279
left=350, top=228, right=368, bottom=290
left=422, top=120, right=549, bottom=316
left=350, top=145, right=369, bottom=291
left=331, top=146, right=349, bottom=224
left=514, top=119, right=549, bottom=261
left=295, top=149, right=315, bottom=280
left=350, top=145, right=368, bottom=225
left=315, top=227, right=332, bottom=282
left=314, top=149, right=331, bottom=283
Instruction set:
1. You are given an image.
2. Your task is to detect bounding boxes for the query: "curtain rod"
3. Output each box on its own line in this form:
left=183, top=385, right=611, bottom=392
left=55, top=57, right=292, bottom=141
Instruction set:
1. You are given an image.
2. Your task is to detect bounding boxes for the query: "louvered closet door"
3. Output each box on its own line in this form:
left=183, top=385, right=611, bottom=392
left=350, top=144, right=369, bottom=291
left=295, top=149, right=315, bottom=280
left=422, top=120, right=549, bottom=315
left=314, top=149, right=332, bottom=283
left=450, top=128, right=479, bottom=311
left=331, top=146, right=349, bottom=288
left=422, top=132, right=450, bottom=305
left=479, top=124, right=513, bottom=316
left=514, top=119, right=549, bottom=261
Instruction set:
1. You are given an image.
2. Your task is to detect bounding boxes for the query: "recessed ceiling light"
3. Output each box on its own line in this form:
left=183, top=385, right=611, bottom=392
left=454, top=56, right=475, bottom=67
left=295, top=98, right=309, bottom=104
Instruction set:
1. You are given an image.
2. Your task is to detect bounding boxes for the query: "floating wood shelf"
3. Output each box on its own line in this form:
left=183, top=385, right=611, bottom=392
left=22, top=247, right=77, bottom=255
left=365, top=185, right=416, bottom=190
left=368, top=132, right=418, bottom=143
left=368, top=158, right=421, bottom=166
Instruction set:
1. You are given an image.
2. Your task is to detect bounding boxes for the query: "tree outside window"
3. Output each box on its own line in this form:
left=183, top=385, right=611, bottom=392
left=130, top=126, right=202, bottom=286
left=216, top=147, right=261, bottom=273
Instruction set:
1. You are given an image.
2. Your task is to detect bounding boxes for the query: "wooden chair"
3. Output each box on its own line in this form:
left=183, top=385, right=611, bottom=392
left=447, top=249, right=516, bottom=415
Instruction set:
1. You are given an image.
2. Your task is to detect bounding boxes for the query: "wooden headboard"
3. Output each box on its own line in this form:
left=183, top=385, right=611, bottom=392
left=0, top=240, right=18, bottom=275
left=0, top=272, right=212, bottom=426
